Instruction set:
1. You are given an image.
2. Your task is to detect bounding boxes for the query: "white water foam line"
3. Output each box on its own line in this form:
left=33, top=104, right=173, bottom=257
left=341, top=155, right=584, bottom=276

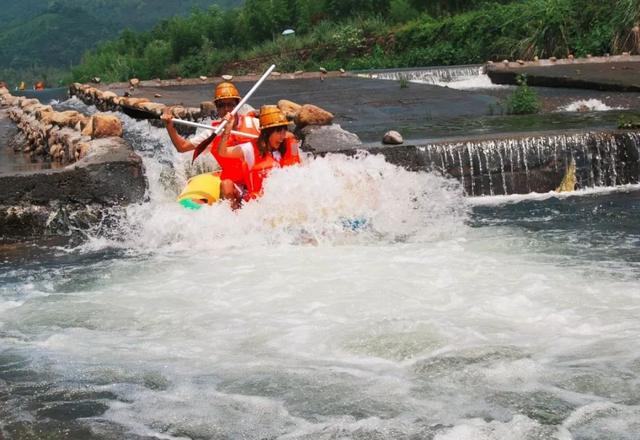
left=358, top=65, right=509, bottom=89
left=555, top=99, right=626, bottom=112
left=466, top=183, right=640, bottom=207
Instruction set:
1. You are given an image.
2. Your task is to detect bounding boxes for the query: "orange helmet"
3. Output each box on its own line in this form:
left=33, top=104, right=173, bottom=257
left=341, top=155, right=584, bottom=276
left=259, top=105, right=289, bottom=129
left=214, top=82, right=241, bottom=102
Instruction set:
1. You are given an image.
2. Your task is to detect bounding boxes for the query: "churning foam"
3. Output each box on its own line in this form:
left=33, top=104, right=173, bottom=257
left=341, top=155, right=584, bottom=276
left=114, top=153, right=468, bottom=252
left=71, top=114, right=469, bottom=253
left=429, top=73, right=509, bottom=90
left=556, top=99, right=624, bottom=112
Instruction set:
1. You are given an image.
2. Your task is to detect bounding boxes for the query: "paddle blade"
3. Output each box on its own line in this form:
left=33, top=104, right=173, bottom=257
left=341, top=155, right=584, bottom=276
left=192, top=132, right=217, bottom=163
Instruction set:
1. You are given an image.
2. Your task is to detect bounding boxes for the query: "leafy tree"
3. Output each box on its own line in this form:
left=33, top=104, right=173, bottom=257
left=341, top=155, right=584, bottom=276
left=390, top=0, right=419, bottom=23
left=324, top=0, right=390, bottom=18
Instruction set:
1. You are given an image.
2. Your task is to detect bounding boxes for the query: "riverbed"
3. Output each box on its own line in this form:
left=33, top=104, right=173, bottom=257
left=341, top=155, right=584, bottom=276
left=1, top=101, right=640, bottom=439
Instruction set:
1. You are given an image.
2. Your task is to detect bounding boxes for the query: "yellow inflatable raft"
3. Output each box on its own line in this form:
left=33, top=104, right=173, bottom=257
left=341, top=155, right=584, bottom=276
left=177, top=172, right=221, bottom=210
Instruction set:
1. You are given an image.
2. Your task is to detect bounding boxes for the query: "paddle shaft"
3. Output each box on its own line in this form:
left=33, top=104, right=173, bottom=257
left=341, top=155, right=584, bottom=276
left=172, top=118, right=258, bottom=139
left=191, top=64, right=275, bottom=161
left=213, top=64, right=276, bottom=136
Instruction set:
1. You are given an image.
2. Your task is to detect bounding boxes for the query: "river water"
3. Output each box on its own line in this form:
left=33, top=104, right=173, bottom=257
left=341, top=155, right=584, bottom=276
left=1, top=102, right=640, bottom=439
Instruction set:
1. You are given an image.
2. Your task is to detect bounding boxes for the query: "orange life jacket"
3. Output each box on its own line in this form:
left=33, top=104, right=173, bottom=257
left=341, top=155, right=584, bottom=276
left=210, top=116, right=260, bottom=183
left=244, top=135, right=301, bottom=199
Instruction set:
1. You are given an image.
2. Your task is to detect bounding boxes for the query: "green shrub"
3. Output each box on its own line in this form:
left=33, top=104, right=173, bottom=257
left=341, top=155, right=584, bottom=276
left=502, top=75, right=541, bottom=115
left=618, top=115, right=640, bottom=129
left=329, top=24, right=366, bottom=55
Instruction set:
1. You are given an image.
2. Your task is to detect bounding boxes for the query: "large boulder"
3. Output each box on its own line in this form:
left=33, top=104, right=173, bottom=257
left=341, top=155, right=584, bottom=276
left=101, top=91, right=118, bottom=101
left=299, top=124, right=363, bottom=153
left=294, top=104, right=334, bottom=127
left=82, top=113, right=123, bottom=138
left=47, top=111, right=87, bottom=129
left=383, top=130, right=404, bottom=145
left=122, top=97, right=150, bottom=108
left=140, top=102, right=166, bottom=116
left=278, top=99, right=302, bottom=120
left=200, top=101, right=216, bottom=118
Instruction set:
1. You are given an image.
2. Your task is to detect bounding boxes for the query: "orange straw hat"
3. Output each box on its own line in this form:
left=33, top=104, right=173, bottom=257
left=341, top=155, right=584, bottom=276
left=214, top=82, right=241, bottom=102
left=259, top=105, right=289, bottom=129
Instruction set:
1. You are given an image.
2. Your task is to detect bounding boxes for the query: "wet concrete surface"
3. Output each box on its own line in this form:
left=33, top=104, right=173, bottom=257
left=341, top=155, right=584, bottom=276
left=105, top=73, right=640, bottom=142
left=488, top=59, right=640, bottom=91
left=108, top=77, right=498, bottom=142
left=11, top=87, right=69, bottom=102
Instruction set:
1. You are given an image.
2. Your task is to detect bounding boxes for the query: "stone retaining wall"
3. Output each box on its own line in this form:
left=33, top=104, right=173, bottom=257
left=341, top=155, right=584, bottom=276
left=69, top=83, right=203, bottom=121
left=0, top=87, right=147, bottom=243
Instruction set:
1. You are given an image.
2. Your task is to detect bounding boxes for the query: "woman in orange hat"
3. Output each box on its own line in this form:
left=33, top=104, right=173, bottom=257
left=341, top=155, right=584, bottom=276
left=162, top=82, right=260, bottom=208
left=217, top=105, right=301, bottom=202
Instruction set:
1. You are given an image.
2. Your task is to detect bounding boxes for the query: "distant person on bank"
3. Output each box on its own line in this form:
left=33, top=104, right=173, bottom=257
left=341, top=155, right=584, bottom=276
left=161, top=82, right=259, bottom=208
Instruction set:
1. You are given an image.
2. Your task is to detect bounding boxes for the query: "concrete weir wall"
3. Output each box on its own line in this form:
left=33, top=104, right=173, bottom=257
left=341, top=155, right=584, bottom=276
left=0, top=86, right=147, bottom=243
left=486, top=54, right=640, bottom=91
left=364, top=130, right=640, bottom=196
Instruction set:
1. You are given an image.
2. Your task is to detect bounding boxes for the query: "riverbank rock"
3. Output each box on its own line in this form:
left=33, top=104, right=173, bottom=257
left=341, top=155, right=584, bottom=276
left=48, top=111, right=87, bottom=129
left=200, top=101, right=216, bottom=117
left=294, top=104, right=334, bottom=127
left=299, top=124, right=363, bottom=153
left=278, top=99, right=302, bottom=120
left=383, top=130, right=404, bottom=145
left=82, top=113, right=124, bottom=138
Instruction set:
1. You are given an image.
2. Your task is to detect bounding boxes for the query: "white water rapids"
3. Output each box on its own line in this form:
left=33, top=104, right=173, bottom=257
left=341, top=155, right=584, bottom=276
left=1, top=106, right=640, bottom=439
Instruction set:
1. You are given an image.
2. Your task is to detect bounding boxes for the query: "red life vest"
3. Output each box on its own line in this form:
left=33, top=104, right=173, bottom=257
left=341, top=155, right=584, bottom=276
left=244, top=135, right=301, bottom=199
left=210, top=116, right=260, bottom=183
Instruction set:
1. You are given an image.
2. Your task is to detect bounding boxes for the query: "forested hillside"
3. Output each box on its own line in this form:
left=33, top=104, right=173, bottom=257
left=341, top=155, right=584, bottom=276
left=3, top=0, right=639, bottom=88
left=70, top=0, right=640, bottom=84
left=0, top=0, right=243, bottom=86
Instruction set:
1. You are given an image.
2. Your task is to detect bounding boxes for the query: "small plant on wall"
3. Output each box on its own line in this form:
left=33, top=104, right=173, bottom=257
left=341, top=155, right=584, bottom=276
left=502, top=74, right=541, bottom=115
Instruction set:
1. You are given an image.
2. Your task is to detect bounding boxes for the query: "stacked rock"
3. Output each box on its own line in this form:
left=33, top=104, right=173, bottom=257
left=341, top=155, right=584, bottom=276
left=1, top=88, right=124, bottom=164
left=69, top=83, right=202, bottom=120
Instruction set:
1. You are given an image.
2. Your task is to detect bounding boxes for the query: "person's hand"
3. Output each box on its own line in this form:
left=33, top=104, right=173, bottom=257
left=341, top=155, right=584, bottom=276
left=160, top=107, right=173, bottom=125
left=222, top=113, right=235, bottom=136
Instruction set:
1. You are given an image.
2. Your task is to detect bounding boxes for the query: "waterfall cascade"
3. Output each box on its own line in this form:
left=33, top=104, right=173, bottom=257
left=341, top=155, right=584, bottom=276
left=356, top=65, right=485, bottom=85
left=368, top=131, right=640, bottom=196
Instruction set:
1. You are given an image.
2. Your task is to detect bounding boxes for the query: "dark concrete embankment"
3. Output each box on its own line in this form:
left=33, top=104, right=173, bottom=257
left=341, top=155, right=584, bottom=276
left=487, top=55, right=640, bottom=91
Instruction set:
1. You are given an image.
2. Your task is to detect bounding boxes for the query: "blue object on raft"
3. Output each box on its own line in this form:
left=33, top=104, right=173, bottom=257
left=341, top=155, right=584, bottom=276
left=341, top=217, right=369, bottom=231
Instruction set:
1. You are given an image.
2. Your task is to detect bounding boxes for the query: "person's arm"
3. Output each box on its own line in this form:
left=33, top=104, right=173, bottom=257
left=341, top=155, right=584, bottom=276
left=217, top=113, right=245, bottom=159
left=161, top=107, right=195, bottom=153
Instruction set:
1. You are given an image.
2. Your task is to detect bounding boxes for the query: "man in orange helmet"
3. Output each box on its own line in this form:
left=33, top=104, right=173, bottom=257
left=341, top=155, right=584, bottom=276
left=162, top=82, right=260, bottom=208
